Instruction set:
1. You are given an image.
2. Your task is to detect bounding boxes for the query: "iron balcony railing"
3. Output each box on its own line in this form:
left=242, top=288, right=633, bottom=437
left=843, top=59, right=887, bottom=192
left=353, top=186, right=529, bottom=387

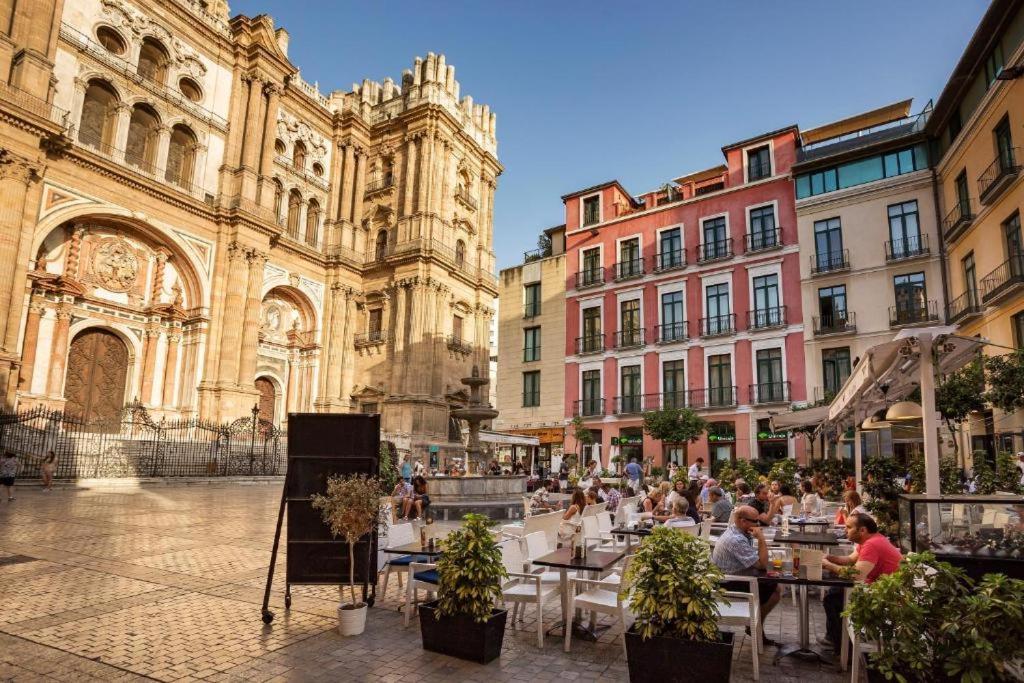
left=749, top=381, right=791, bottom=404
left=747, top=159, right=772, bottom=181
left=354, top=329, right=387, bottom=346
left=946, top=289, right=983, bottom=323
left=980, top=254, right=1024, bottom=304
left=523, top=302, right=541, bottom=318
left=942, top=199, right=974, bottom=239
left=700, top=313, right=736, bottom=337
left=697, top=238, right=734, bottom=263
left=613, top=256, right=645, bottom=281
left=978, top=147, right=1021, bottom=204
left=523, top=346, right=540, bottom=362
left=688, top=387, right=737, bottom=409
left=575, top=334, right=605, bottom=355
left=745, top=228, right=781, bottom=253
left=614, top=328, right=645, bottom=349
left=659, top=391, right=689, bottom=410
left=748, top=306, right=787, bottom=330
left=885, top=234, right=930, bottom=261
left=655, top=321, right=689, bottom=344
left=446, top=335, right=474, bottom=354
left=653, top=248, right=686, bottom=272
left=573, top=398, right=605, bottom=417
left=455, top=188, right=479, bottom=210
left=811, top=249, right=850, bottom=275
left=364, top=174, right=395, bottom=194
left=813, top=311, right=856, bottom=336
left=0, top=81, right=69, bottom=128
left=613, top=394, right=654, bottom=415
left=575, top=268, right=605, bottom=289
left=889, top=300, right=940, bottom=327
left=273, top=155, right=330, bottom=191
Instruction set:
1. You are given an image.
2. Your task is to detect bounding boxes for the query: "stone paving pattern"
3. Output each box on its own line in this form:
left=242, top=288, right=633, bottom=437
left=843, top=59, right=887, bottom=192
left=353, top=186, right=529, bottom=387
left=0, top=484, right=853, bottom=681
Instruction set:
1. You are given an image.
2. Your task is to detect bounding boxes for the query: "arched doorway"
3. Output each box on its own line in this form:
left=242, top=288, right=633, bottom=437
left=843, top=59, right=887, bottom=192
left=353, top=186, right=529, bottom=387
left=64, top=329, right=129, bottom=429
left=255, top=377, right=277, bottom=425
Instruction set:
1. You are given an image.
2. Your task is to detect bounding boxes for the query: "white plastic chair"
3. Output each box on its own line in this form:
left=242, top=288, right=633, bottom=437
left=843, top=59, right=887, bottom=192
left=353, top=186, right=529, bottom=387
left=500, top=540, right=562, bottom=648
left=378, top=522, right=419, bottom=596
left=581, top=502, right=607, bottom=518
left=563, top=555, right=633, bottom=655
left=403, top=558, right=439, bottom=627
left=718, top=574, right=763, bottom=681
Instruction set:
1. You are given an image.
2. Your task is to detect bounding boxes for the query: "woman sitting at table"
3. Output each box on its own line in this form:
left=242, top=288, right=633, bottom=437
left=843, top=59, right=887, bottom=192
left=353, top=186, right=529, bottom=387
left=665, top=478, right=687, bottom=510
left=800, top=479, right=822, bottom=516
left=768, top=479, right=782, bottom=501
left=665, top=498, right=696, bottom=528
left=766, top=482, right=798, bottom=521
left=585, top=487, right=600, bottom=507
left=641, top=490, right=672, bottom=523
left=834, top=489, right=868, bottom=525
left=562, top=488, right=586, bottom=521
left=681, top=488, right=703, bottom=525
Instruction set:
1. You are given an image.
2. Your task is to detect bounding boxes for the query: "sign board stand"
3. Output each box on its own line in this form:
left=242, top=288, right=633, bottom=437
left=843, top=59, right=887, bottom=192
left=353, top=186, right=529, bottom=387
left=261, top=413, right=381, bottom=624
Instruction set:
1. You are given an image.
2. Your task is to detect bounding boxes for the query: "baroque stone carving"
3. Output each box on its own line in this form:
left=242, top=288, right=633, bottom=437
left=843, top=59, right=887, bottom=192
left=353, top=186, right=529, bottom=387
left=276, top=109, right=328, bottom=160
left=100, top=0, right=208, bottom=79
left=91, top=237, right=140, bottom=292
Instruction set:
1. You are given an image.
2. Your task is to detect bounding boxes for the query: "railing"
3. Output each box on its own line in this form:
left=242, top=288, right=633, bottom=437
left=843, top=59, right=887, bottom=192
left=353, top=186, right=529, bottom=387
left=612, top=394, right=666, bottom=414
left=750, top=381, right=791, bottom=404
left=573, top=398, right=605, bottom=417
left=697, top=238, right=734, bottom=263
left=655, top=321, right=688, bottom=343
left=889, top=300, right=940, bottom=327
left=885, top=234, right=930, bottom=261
left=813, top=312, right=856, bottom=335
left=947, top=289, right=982, bottom=323
left=0, top=81, right=69, bottom=127
left=523, top=302, right=541, bottom=318
left=653, top=249, right=686, bottom=272
left=659, top=391, right=689, bottom=410
left=688, top=387, right=737, bottom=409
left=980, top=254, right=1024, bottom=303
left=446, top=335, right=474, bottom=354
left=700, top=313, right=736, bottom=337
left=942, top=199, right=974, bottom=238
left=575, top=334, right=605, bottom=355
left=522, top=346, right=540, bottom=362
left=613, top=328, right=645, bottom=349
left=273, top=155, right=330, bottom=191
left=354, top=329, right=388, bottom=346
left=523, top=247, right=551, bottom=263
left=810, top=249, right=850, bottom=275
left=329, top=238, right=497, bottom=285
left=748, top=306, right=787, bottom=330
left=798, top=105, right=931, bottom=158
left=574, top=268, right=605, bottom=289
left=455, top=188, right=479, bottom=210
left=745, top=228, right=781, bottom=253
left=613, top=257, right=645, bottom=281
left=978, top=147, right=1021, bottom=203
left=747, top=159, right=772, bottom=181
left=220, top=193, right=278, bottom=224
left=365, top=175, right=394, bottom=194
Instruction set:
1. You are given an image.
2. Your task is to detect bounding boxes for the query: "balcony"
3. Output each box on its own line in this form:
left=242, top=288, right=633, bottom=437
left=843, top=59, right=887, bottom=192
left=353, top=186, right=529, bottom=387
left=655, top=321, right=689, bottom=344
left=749, top=381, right=791, bottom=405
left=613, top=328, right=646, bottom=349
left=942, top=199, right=974, bottom=241
left=889, top=300, right=940, bottom=327
left=946, top=289, right=983, bottom=324
left=978, top=148, right=1021, bottom=205
left=274, top=155, right=330, bottom=191
left=354, top=329, right=387, bottom=347
left=981, top=254, right=1024, bottom=305
left=653, top=249, right=686, bottom=272
left=523, top=302, right=541, bottom=319
left=364, top=174, right=395, bottom=195
left=613, top=257, right=645, bottom=281
left=885, top=234, right=930, bottom=262
left=688, top=387, right=737, bottom=409
left=748, top=306, right=787, bottom=330
left=446, top=335, right=474, bottom=355
left=700, top=313, right=736, bottom=337
left=813, top=311, right=857, bottom=336
left=573, top=398, right=605, bottom=417
left=697, top=238, right=734, bottom=264
left=745, top=228, right=782, bottom=253
left=810, top=249, right=850, bottom=275
left=575, top=334, right=605, bottom=355
left=574, top=268, right=605, bottom=289
left=455, top=188, right=479, bottom=210
left=613, top=394, right=653, bottom=415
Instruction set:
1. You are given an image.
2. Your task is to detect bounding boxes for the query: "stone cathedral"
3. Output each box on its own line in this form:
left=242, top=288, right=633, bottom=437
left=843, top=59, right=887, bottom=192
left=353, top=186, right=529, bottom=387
left=0, top=0, right=501, bottom=459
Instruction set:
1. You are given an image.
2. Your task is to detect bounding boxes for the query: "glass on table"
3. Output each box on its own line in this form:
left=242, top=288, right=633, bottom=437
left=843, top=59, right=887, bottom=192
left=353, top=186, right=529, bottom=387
left=769, top=548, right=785, bottom=572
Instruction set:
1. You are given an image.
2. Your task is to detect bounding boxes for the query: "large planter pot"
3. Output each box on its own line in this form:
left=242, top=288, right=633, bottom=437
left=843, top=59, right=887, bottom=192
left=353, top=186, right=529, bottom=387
left=418, top=600, right=507, bottom=664
left=865, top=663, right=957, bottom=683
left=337, top=603, right=367, bottom=636
left=625, top=626, right=733, bottom=683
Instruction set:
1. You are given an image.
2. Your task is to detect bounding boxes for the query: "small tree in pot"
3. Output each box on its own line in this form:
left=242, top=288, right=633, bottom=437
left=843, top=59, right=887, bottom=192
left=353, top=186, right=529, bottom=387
left=419, top=513, right=508, bottom=663
left=311, top=474, right=387, bottom=636
left=623, top=526, right=732, bottom=682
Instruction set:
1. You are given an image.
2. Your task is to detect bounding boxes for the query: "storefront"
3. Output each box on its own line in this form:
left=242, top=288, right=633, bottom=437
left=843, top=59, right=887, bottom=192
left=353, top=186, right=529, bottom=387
left=707, top=421, right=736, bottom=469
left=755, top=419, right=790, bottom=461
left=611, top=430, right=643, bottom=469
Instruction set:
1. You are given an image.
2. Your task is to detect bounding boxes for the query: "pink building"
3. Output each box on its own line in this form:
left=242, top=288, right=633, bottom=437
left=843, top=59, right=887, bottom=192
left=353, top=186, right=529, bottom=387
left=563, top=127, right=807, bottom=471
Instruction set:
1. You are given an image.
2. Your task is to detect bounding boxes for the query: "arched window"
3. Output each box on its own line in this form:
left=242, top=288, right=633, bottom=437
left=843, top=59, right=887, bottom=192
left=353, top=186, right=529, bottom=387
left=292, top=141, right=306, bottom=171
left=274, top=139, right=286, bottom=156
left=273, top=180, right=284, bottom=221
left=455, top=239, right=466, bottom=268
left=287, top=189, right=302, bottom=238
left=137, top=38, right=168, bottom=84
left=383, top=157, right=394, bottom=185
left=165, top=124, right=197, bottom=187
left=305, top=199, right=320, bottom=246
left=78, top=80, right=118, bottom=150
left=96, top=27, right=126, bottom=55
left=375, top=229, right=388, bottom=261
left=178, top=77, right=202, bottom=103
left=125, top=104, right=160, bottom=171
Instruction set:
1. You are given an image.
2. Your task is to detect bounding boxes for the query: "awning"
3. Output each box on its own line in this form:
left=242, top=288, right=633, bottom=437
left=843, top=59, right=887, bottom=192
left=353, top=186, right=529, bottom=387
left=771, top=405, right=830, bottom=431
left=467, top=429, right=540, bottom=446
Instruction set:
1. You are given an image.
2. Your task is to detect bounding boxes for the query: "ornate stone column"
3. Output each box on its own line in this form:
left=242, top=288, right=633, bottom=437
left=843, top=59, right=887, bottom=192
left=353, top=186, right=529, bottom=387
left=403, top=279, right=426, bottom=394
left=17, top=299, right=44, bottom=392
left=339, top=292, right=357, bottom=402
left=389, top=281, right=408, bottom=393
left=258, top=83, right=280, bottom=179
left=323, top=283, right=345, bottom=403
left=236, top=249, right=267, bottom=386
left=351, top=146, right=367, bottom=228
left=431, top=286, right=449, bottom=396
left=240, top=74, right=265, bottom=171
left=287, top=351, right=300, bottom=413
left=402, top=135, right=417, bottom=217
left=162, top=331, right=181, bottom=408
left=150, top=249, right=168, bottom=303
left=416, top=134, right=431, bottom=218
left=65, top=225, right=85, bottom=280
left=112, top=102, right=132, bottom=160
left=154, top=125, right=172, bottom=178
left=339, top=143, right=356, bottom=224
left=216, top=243, right=247, bottom=385
left=46, top=304, right=72, bottom=398
left=139, top=325, right=161, bottom=405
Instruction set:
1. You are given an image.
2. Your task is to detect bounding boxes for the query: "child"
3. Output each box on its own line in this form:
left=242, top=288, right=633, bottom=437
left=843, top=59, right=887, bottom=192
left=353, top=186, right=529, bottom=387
left=41, top=451, right=56, bottom=491
left=0, top=452, right=19, bottom=502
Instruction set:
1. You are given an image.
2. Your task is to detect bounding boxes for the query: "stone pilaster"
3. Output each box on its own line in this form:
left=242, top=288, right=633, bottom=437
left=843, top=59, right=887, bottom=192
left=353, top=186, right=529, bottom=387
left=236, top=249, right=267, bottom=386
left=402, top=135, right=417, bottom=217
left=339, top=143, right=356, bottom=223
left=139, top=325, right=161, bottom=405
left=257, top=82, right=280, bottom=205
left=351, top=146, right=367, bottom=228
left=389, top=281, right=408, bottom=393
left=162, top=332, right=181, bottom=407
left=216, top=243, right=247, bottom=386
left=46, top=304, right=71, bottom=398
left=240, top=74, right=265, bottom=171
left=17, top=299, right=43, bottom=392
left=322, top=282, right=346, bottom=405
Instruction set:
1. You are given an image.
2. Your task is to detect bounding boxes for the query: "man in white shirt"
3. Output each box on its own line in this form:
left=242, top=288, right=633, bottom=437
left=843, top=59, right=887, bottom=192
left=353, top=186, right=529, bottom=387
left=687, top=457, right=704, bottom=481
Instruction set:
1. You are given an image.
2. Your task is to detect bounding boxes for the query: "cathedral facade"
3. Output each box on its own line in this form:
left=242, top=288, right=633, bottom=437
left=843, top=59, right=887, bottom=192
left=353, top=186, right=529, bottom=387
left=0, top=0, right=500, bottom=458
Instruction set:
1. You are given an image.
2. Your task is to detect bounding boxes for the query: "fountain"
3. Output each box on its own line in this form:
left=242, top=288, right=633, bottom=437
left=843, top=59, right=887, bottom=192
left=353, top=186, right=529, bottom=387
left=449, top=364, right=499, bottom=472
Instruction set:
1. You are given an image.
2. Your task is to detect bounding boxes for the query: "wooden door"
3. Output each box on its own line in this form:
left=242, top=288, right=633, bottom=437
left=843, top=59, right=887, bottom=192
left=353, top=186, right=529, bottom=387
left=255, top=377, right=276, bottom=425
left=64, top=329, right=129, bottom=430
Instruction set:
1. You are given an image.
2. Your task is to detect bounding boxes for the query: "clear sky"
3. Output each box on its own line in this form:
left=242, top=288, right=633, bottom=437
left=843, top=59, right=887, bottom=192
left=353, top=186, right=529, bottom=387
left=232, top=0, right=989, bottom=270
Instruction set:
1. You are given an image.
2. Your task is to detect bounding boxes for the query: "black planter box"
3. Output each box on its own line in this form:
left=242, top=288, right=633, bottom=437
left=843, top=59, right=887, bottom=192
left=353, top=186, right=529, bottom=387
left=625, top=626, right=734, bottom=683
left=418, top=600, right=507, bottom=664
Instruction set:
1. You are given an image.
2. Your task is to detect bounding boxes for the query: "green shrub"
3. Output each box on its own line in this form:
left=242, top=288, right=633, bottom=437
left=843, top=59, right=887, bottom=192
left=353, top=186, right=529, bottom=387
left=435, top=513, right=507, bottom=623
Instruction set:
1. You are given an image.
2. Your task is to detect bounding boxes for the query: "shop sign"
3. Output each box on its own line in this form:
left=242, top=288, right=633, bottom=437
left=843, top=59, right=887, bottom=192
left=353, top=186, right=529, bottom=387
left=611, top=435, right=643, bottom=446
left=428, top=445, right=440, bottom=453
left=708, top=433, right=735, bottom=443
left=757, top=431, right=789, bottom=441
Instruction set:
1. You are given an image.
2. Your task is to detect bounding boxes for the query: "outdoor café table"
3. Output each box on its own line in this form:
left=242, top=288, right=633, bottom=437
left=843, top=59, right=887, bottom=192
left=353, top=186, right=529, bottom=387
left=774, top=530, right=842, bottom=547
left=532, top=547, right=625, bottom=641
left=380, top=542, right=444, bottom=559
left=785, top=518, right=834, bottom=530
left=611, top=525, right=651, bottom=548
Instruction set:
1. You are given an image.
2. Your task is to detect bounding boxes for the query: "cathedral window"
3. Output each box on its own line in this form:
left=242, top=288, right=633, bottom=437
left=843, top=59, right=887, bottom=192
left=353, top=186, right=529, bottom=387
left=137, top=38, right=169, bottom=84
left=375, top=229, right=388, bottom=261
left=305, top=199, right=321, bottom=246
left=273, top=180, right=284, bottom=221
left=96, top=26, right=126, bottom=55
left=293, top=141, right=307, bottom=171
left=125, top=104, right=160, bottom=171
left=179, top=77, right=203, bottom=103
left=455, top=239, right=466, bottom=268
left=287, top=190, right=302, bottom=238
left=165, top=124, right=197, bottom=188
left=78, top=80, right=118, bottom=150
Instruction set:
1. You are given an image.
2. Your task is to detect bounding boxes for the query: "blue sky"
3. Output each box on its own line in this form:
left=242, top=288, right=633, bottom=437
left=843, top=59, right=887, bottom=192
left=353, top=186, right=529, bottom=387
left=232, top=0, right=988, bottom=270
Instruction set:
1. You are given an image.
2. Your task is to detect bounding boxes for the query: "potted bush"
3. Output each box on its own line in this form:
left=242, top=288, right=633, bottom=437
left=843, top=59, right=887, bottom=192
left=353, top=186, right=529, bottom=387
left=311, top=474, right=387, bottom=636
left=419, top=513, right=508, bottom=663
left=623, top=526, right=732, bottom=682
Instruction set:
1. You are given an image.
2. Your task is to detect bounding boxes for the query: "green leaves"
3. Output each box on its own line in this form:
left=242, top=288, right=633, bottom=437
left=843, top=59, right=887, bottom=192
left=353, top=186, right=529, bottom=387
left=983, top=350, right=1024, bottom=415
left=642, top=407, right=707, bottom=445
left=435, top=513, right=508, bottom=623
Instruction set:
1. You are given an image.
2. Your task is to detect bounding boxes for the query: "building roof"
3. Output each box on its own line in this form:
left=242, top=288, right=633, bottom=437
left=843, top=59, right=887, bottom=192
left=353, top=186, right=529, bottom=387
left=542, top=224, right=566, bottom=236
left=720, top=125, right=798, bottom=153
left=800, top=100, right=913, bottom=145
left=672, top=165, right=727, bottom=186
left=560, top=180, right=638, bottom=205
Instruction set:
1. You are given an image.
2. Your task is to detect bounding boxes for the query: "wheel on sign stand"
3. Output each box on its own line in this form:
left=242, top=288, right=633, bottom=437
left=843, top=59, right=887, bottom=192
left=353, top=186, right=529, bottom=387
left=261, top=609, right=274, bottom=624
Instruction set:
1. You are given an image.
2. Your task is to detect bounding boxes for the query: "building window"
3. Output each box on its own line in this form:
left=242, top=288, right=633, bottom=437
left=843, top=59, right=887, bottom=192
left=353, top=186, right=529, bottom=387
left=582, top=195, right=600, bottom=226
left=125, top=104, right=160, bottom=170
left=368, top=309, right=383, bottom=339
left=287, top=190, right=302, bottom=238
left=822, top=348, right=851, bottom=399
left=660, top=290, right=685, bottom=341
left=361, top=402, right=379, bottom=414
left=96, top=26, right=127, bottom=55
left=887, top=201, right=921, bottom=258
left=452, top=315, right=464, bottom=342
left=1005, top=212, right=1022, bottom=256
left=618, top=237, right=641, bottom=278
left=137, top=38, right=168, bottom=83
left=1013, top=310, right=1024, bottom=349
left=524, top=282, right=541, bottom=318
left=755, top=348, right=784, bottom=402
left=962, top=251, right=978, bottom=305
left=955, top=170, right=970, bottom=215
left=582, top=369, right=601, bottom=415
left=523, top=327, right=540, bottom=362
left=293, top=141, right=307, bottom=171
left=620, top=365, right=641, bottom=413
left=893, top=272, right=927, bottom=322
left=985, top=42, right=1005, bottom=87
left=748, top=205, right=777, bottom=250
left=78, top=79, right=118, bottom=150
left=949, top=107, right=963, bottom=141
left=818, top=285, right=848, bottom=329
left=657, top=227, right=683, bottom=269
left=582, top=306, right=601, bottom=352
left=662, top=360, right=685, bottom=409
left=375, top=229, right=388, bottom=260
left=995, top=116, right=1015, bottom=171
left=795, top=144, right=927, bottom=198
left=747, top=145, right=771, bottom=181
left=455, top=240, right=466, bottom=268
left=705, top=283, right=731, bottom=335
left=273, top=180, right=284, bottom=220
left=522, top=371, right=540, bottom=407
left=305, top=199, right=321, bottom=246
left=702, top=216, right=728, bottom=257
left=619, top=299, right=641, bottom=346
left=179, top=77, right=203, bottom=103
left=814, top=217, right=844, bottom=271
left=707, top=354, right=732, bottom=406
left=752, top=274, right=781, bottom=327
left=581, top=247, right=602, bottom=286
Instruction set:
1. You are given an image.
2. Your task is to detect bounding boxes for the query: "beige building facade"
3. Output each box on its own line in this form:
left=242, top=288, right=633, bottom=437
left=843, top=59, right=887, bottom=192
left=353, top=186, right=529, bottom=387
left=0, top=0, right=500, bottom=459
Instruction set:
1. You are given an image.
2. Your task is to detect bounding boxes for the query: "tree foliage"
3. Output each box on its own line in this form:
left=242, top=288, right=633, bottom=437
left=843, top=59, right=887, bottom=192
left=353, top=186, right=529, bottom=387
left=984, top=350, right=1024, bottom=415
left=435, top=514, right=507, bottom=623
left=642, top=407, right=707, bottom=445
left=860, top=456, right=902, bottom=535
left=935, top=360, right=986, bottom=454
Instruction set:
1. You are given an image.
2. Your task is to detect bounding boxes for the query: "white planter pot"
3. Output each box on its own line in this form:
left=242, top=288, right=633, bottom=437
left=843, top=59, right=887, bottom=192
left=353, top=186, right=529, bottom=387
left=337, top=603, right=367, bottom=636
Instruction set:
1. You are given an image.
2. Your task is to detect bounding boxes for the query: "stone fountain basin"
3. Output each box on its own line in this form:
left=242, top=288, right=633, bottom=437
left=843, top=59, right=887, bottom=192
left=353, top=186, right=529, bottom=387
left=426, top=475, right=527, bottom=521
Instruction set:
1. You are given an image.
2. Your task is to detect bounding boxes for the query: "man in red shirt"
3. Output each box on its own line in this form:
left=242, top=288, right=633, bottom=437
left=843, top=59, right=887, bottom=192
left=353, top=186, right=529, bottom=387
left=819, top=512, right=902, bottom=653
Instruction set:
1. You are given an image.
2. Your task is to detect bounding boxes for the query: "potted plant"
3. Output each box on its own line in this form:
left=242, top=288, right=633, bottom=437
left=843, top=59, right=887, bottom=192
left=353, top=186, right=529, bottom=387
left=311, top=474, right=387, bottom=636
left=623, top=526, right=732, bottom=682
left=419, top=513, right=508, bottom=663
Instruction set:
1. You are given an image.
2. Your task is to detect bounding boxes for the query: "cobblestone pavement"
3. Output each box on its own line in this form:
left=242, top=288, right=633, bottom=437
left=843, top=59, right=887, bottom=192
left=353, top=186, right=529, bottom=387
left=0, top=483, right=854, bottom=682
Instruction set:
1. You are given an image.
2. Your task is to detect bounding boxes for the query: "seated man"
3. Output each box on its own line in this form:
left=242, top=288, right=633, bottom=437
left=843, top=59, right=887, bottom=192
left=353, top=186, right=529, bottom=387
left=711, top=505, right=781, bottom=646
left=391, top=479, right=413, bottom=519
left=529, top=479, right=561, bottom=513
left=665, top=498, right=696, bottom=528
left=403, top=476, right=430, bottom=520
left=750, top=483, right=772, bottom=526
left=708, top=487, right=734, bottom=523
left=601, top=482, right=621, bottom=513
left=819, top=512, right=902, bottom=653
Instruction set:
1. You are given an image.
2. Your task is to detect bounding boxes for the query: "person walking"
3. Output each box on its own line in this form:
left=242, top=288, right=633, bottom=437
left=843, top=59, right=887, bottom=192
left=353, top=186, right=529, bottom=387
left=624, top=456, right=642, bottom=491
left=40, top=451, right=56, bottom=492
left=0, top=452, right=19, bottom=502
left=400, top=455, right=413, bottom=483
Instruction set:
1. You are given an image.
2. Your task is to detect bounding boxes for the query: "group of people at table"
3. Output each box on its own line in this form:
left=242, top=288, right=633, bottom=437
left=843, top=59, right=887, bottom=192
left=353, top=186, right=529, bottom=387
left=527, top=462, right=901, bottom=657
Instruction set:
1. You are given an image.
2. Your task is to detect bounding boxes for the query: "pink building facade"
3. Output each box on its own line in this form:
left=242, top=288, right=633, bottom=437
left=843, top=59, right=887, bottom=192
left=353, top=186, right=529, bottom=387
left=563, top=127, right=807, bottom=470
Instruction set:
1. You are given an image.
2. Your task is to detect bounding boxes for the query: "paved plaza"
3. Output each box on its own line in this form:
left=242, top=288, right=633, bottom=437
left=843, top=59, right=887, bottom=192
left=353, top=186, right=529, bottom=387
left=0, top=483, right=851, bottom=682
